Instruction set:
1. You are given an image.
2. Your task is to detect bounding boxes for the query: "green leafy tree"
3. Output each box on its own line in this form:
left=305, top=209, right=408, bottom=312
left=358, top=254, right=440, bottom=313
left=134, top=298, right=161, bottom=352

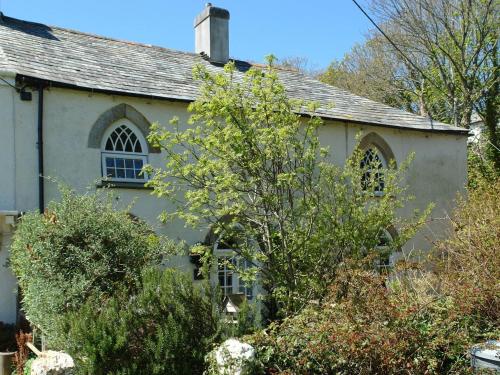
left=9, top=185, right=172, bottom=343
left=146, top=57, right=430, bottom=318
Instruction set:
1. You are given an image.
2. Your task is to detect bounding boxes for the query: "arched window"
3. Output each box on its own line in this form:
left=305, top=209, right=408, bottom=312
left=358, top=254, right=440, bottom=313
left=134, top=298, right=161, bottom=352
left=360, top=146, right=387, bottom=193
left=101, top=121, right=148, bottom=182
left=358, top=133, right=395, bottom=195
left=213, top=230, right=255, bottom=300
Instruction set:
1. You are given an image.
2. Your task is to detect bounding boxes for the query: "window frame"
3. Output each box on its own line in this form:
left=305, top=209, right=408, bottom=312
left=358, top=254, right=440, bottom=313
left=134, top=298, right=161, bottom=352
left=213, top=238, right=255, bottom=300
left=360, top=146, right=388, bottom=196
left=101, top=152, right=148, bottom=183
left=100, top=121, right=149, bottom=183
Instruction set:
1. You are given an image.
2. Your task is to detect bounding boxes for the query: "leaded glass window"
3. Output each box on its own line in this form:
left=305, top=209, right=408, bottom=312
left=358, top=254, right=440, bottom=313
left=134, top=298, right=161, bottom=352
left=105, top=125, right=143, bottom=153
left=360, top=147, right=386, bottom=193
left=101, top=123, right=148, bottom=182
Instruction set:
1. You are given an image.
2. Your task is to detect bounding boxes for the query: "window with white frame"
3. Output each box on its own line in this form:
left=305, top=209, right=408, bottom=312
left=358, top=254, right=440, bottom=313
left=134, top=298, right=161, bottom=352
left=360, top=146, right=387, bottom=193
left=101, top=122, right=148, bottom=182
left=214, top=233, right=255, bottom=300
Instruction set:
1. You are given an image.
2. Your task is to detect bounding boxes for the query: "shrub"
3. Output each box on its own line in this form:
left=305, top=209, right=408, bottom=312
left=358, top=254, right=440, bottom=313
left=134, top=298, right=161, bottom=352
left=219, top=299, right=263, bottom=340
left=434, top=178, right=499, bottom=324
left=9, top=186, right=170, bottom=343
left=57, top=268, right=220, bottom=375
left=248, top=182, right=500, bottom=374
left=467, top=146, right=498, bottom=190
left=13, top=332, right=33, bottom=375
left=250, top=268, right=498, bottom=374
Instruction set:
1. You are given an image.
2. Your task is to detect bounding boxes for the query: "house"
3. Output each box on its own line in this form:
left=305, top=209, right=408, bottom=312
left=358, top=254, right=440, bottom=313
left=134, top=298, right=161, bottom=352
left=0, top=4, right=468, bottom=324
left=469, top=113, right=485, bottom=144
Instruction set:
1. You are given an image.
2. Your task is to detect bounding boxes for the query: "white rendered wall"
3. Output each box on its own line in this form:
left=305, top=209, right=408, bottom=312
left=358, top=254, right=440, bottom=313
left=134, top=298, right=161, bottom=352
left=0, top=220, right=17, bottom=324
left=0, top=76, right=16, bottom=211
left=0, top=75, right=19, bottom=323
left=0, top=84, right=468, bottom=323
left=36, top=87, right=469, bottom=260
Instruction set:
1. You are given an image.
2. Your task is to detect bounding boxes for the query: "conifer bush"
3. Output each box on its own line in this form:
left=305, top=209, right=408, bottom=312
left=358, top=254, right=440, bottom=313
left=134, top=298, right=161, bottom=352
left=9, top=186, right=170, bottom=343
left=58, top=268, right=220, bottom=375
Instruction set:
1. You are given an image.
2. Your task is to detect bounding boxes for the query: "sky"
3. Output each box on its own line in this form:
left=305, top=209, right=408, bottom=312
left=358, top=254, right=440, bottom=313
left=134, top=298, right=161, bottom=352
left=0, top=0, right=373, bottom=70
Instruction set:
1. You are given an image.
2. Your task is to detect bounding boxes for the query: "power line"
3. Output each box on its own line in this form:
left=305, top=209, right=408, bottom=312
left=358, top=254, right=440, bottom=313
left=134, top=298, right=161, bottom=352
left=350, top=0, right=450, bottom=101
left=0, top=76, right=18, bottom=90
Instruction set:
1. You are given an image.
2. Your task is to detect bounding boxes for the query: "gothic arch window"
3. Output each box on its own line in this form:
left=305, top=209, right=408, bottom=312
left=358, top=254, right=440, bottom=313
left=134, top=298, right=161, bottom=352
left=101, top=121, right=148, bottom=182
left=358, top=133, right=396, bottom=194
left=360, top=146, right=387, bottom=193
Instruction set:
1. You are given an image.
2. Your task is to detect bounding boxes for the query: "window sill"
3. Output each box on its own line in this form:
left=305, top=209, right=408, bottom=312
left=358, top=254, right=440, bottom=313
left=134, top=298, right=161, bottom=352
left=96, top=180, right=153, bottom=190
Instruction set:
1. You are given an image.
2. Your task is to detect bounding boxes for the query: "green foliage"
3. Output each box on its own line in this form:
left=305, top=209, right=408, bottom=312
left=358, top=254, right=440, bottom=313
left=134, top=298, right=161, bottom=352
left=321, top=0, right=499, bottom=171
left=9, top=185, right=171, bottom=343
left=146, top=56, right=430, bottom=318
left=467, top=144, right=499, bottom=189
left=57, top=268, right=221, bottom=375
left=248, top=181, right=500, bottom=374
left=221, top=300, right=262, bottom=340
left=249, top=267, right=498, bottom=374
left=435, top=178, right=499, bottom=324
left=23, top=358, right=34, bottom=375
left=318, top=34, right=421, bottom=114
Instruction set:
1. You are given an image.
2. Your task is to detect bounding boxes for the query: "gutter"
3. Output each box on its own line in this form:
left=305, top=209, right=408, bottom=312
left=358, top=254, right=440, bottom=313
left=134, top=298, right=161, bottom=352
left=37, top=84, right=44, bottom=213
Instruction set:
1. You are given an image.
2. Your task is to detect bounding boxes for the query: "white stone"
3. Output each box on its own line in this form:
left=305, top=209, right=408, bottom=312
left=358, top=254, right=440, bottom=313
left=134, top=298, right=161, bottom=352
left=30, top=351, right=74, bottom=375
left=213, top=338, right=256, bottom=375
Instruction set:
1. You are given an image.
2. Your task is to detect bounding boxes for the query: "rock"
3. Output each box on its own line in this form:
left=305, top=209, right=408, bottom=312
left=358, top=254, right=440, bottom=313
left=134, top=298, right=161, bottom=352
left=470, top=340, right=500, bottom=371
left=211, top=338, right=256, bottom=375
left=30, top=351, right=74, bottom=375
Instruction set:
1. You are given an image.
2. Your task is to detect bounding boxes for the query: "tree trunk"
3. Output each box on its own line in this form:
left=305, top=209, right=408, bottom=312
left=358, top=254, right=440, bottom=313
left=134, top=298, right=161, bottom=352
left=484, top=63, right=499, bottom=172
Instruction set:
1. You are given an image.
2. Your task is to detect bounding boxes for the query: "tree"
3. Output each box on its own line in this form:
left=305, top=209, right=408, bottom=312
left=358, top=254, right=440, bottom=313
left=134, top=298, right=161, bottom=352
left=373, top=0, right=500, bottom=169
left=321, top=0, right=499, bottom=171
left=146, top=57, right=430, bottom=318
left=319, top=32, right=424, bottom=114
left=9, top=185, right=171, bottom=343
left=275, top=56, right=320, bottom=76
left=249, top=180, right=500, bottom=375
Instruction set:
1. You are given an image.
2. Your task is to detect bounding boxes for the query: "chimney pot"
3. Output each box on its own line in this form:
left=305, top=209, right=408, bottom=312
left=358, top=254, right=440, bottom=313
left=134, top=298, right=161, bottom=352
left=194, top=4, right=230, bottom=64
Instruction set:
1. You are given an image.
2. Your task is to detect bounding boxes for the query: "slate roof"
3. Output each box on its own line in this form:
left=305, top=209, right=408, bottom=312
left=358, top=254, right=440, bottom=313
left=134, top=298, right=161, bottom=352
left=0, top=14, right=467, bottom=134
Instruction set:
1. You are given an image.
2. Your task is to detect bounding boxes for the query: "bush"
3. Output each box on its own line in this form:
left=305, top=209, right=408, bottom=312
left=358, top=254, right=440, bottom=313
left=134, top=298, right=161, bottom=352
left=9, top=186, right=170, bottom=343
left=248, top=182, right=500, bottom=374
left=250, top=269, right=498, bottom=374
left=58, top=268, right=221, bottom=375
left=467, top=146, right=498, bottom=190
left=434, top=178, right=499, bottom=324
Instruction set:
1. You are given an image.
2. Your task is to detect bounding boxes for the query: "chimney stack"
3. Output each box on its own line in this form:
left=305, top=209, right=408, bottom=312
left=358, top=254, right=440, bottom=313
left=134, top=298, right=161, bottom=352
left=194, top=3, right=230, bottom=64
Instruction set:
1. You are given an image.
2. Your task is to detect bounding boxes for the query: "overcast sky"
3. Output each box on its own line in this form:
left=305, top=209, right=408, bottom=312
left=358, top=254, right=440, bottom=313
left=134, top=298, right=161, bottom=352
left=0, top=0, right=373, bottom=70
